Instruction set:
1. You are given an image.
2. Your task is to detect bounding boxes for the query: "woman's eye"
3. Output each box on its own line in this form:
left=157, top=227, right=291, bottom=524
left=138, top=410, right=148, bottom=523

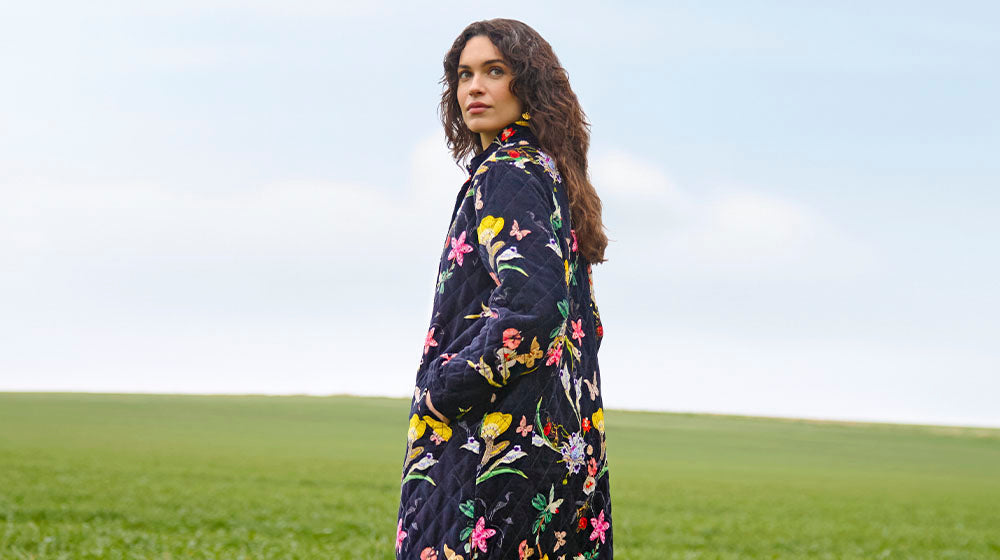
left=458, top=71, right=470, bottom=79
left=489, top=67, right=504, bottom=76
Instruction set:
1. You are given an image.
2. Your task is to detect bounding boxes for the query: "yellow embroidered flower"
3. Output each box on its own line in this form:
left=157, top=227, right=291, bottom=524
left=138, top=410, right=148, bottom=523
left=422, top=415, right=453, bottom=442
left=477, top=215, right=505, bottom=245
left=480, top=412, right=513, bottom=440
left=408, top=414, right=427, bottom=442
left=592, top=409, right=605, bottom=434
left=564, top=259, right=570, bottom=285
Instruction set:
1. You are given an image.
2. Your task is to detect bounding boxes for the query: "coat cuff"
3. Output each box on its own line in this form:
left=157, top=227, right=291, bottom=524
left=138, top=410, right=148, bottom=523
left=418, top=373, right=461, bottom=423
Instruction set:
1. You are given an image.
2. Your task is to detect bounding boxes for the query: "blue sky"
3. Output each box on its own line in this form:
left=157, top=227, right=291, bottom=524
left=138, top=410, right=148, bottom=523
left=1, top=2, right=997, bottom=427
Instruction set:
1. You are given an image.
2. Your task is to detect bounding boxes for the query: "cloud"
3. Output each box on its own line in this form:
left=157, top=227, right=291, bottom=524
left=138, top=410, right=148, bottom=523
left=0, top=128, right=463, bottom=261
left=590, top=148, right=876, bottom=278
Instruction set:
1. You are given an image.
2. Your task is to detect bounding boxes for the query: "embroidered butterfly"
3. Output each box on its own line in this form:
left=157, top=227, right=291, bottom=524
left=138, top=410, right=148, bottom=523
left=516, top=415, right=533, bottom=437
left=515, top=337, right=544, bottom=368
left=510, top=220, right=531, bottom=240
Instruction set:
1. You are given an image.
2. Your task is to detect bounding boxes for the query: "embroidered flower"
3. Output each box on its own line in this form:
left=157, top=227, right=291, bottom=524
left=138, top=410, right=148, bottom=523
left=477, top=215, right=505, bottom=245
left=470, top=516, right=496, bottom=553
left=587, top=457, right=598, bottom=477
left=577, top=517, right=588, bottom=530
left=582, top=475, right=596, bottom=495
left=570, top=319, right=585, bottom=342
left=502, top=328, right=523, bottom=350
left=589, top=510, right=609, bottom=543
left=559, top=431, right=586, bottom=474
left=592, top=409, right=605, bottom=434
left=581, top=417, right=591, bottom=434
left=420, top=547, right=438, bottom=560
left=422, top=415, right=452, bottom=442
left=480, top=412, right=513, bottom=440
left=396, top=518, right=407, bottom=552
left=448, top=231, right=474, bottom=266
left=424, top=327, right=438, bottom=355
left=570, top=229, right=578, bottom=251
left=407, top=414, right=426, bottom=443
left=500, top=127, right=515, bottom=141
left=545, top=340, right=564, bottom=366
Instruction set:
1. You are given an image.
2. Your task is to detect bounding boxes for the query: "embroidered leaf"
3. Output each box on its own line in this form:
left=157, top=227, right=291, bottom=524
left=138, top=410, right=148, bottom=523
left=459, top=526, right=473, bottom=541
left=531, top=493, right=547, bottom=511
left=475, top=467, right=528, bottom=485
left=496, top=263, right=529, bottom=276
left=458, top=500, right=475, bottom=519
left=401, top=473, right=436, bottom=486
left=557, top=299, right=569, bottom=319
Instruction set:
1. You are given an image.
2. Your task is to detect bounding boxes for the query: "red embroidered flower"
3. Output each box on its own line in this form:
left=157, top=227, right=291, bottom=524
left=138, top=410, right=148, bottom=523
left=500, top=127, right=514, bottom=141
left=502, top=328, right=523, bottom=350
left=596, top=325, right=604, bottom=337
left=543, top=420, right=553, bottom=437
left=571, top=319, right=585, bottom=342
left=582, top=417, right=591, bottom=433
left=578, top=517, right=588, bottom=530
left=507, top=150, right=521, bottom=158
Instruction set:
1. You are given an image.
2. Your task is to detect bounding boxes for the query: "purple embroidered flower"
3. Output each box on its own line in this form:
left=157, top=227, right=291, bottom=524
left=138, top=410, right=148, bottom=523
left=559, top=431, right=586, bottom=474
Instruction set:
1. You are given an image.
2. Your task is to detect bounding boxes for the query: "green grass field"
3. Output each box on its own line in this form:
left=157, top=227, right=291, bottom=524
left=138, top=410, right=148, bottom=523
left=1, top=393, right=998, bottom=559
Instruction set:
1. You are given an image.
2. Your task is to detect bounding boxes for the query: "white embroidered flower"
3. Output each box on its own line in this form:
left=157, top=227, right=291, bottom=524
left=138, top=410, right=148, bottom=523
left=559, top=431, right=587, bottom=474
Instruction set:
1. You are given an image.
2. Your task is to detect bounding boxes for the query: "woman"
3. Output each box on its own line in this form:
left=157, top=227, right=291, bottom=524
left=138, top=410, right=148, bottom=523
left=397, top=19, right=611, bottom=560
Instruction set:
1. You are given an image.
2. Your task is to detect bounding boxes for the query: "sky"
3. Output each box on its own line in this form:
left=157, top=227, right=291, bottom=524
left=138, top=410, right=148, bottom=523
left=1, top=2, right=998, bottom=428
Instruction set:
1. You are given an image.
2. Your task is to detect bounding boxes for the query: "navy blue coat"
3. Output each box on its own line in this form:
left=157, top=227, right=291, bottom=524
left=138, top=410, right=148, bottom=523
left=397, top=115, right=612, bottom=560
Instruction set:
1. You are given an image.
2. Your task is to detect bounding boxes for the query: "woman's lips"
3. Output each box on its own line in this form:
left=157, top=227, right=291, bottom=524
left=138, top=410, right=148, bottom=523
left=468, top=105, right=489, bottom=114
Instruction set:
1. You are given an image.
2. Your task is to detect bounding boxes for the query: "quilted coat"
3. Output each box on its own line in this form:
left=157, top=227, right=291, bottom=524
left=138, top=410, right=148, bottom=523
left=397, top=114, right=612, bottom=560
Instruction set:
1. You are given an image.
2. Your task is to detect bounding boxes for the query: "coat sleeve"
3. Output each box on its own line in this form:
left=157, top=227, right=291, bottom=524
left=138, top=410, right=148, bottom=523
left=417, top=161, right=570, bottom=421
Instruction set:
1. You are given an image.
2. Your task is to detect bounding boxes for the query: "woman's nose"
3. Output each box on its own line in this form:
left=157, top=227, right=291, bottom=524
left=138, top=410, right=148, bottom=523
left=468, top=73, right=485, bottom=94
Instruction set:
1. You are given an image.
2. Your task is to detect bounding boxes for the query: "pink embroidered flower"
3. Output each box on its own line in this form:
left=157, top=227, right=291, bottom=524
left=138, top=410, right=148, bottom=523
left=589, top=510, right=609, bottom=543
left=420, top=547, right=438, bottom=560
left=570, top=319, right=585, bottom=342
left=470, top=516, right=496, bottom=553
left=440, top=353, right=456, bottom=364
left=423, top=327, right=438, bottom=355
left=518, top=539, right=529, bottom=559
left=396, top=518, right=407, bottom=552
left=545, top=341, right=563, bottom=366
left=502, top=328, right=522, bottom=350
left=570, top=229, right=578, bottom=252
left=448, top=231, right=474, bottom=266
left=587, top=457, right=598, bottom=476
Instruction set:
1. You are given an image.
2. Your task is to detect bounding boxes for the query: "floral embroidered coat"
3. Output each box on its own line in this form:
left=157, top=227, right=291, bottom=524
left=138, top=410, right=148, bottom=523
left=397, top=116, right=611, bottom=560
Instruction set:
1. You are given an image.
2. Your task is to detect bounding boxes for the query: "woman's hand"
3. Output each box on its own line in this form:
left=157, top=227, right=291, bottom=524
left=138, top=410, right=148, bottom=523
left=425, top=392, right=450, bottom=424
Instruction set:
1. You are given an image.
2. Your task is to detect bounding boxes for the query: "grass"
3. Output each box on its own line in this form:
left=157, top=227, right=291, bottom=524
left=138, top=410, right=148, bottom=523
left=1, top=392, right=999, bottom=559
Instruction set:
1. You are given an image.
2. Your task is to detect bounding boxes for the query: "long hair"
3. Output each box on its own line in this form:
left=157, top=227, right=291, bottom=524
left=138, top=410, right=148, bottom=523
left=440, top=19, right=609, bottom=265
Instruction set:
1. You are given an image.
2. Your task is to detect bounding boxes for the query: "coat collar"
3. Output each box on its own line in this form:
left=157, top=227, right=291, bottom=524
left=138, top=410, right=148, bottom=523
left=465, top=114, right=537, bottom=174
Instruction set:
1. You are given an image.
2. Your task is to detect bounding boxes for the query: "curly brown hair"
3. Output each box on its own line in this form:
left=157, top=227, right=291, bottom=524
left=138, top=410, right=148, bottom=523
left=440, top=18, right=609, bottom=265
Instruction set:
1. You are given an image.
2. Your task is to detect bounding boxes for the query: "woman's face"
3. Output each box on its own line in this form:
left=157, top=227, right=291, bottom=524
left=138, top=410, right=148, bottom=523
left=457, top=35, right=524, bottom=149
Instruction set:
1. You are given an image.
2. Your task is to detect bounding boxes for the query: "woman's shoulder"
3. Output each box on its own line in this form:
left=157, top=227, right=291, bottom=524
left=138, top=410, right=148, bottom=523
left=472, top=141, right=561, bottom=200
